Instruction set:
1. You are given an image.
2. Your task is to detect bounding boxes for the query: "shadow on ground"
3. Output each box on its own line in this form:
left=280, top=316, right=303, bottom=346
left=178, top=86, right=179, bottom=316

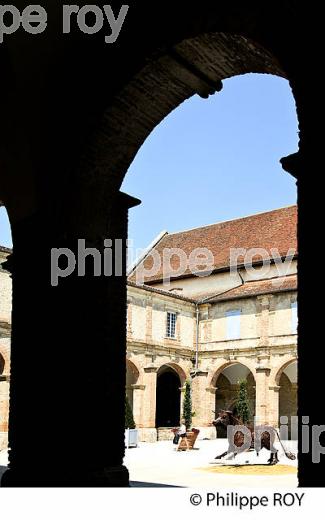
left=0, top=474, right=180, bottom=488
left=130, top=481, right=182, bottom=487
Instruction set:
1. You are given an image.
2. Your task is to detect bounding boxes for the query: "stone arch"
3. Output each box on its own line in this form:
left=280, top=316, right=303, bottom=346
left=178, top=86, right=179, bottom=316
left=210, top=360, right=256, bottom=388
left=161, top=362, right=187, bottom=387
left=71, top=31, right=299, bottom=234
left=211, top=361, right=256, bottom=436
left=275, top=357, right=298, bottom=386
left=1, top=6, right=307, bottom=486
left=0, top=345, right=10, bottom=375
left=126, top=358, right=140, bottom=382
left=126, top=358, right=141, bottom=411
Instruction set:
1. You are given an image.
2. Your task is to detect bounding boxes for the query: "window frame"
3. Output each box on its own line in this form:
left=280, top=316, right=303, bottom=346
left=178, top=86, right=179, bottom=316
left=166, top=310, right=177, bottom=339
left=225, top=309, right=241, bottom=340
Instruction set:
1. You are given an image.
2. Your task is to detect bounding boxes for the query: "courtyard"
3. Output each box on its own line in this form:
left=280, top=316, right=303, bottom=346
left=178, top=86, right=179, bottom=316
left=0, top=439, right=298, bottom=488
left=124, top=439, right=298, bottom=488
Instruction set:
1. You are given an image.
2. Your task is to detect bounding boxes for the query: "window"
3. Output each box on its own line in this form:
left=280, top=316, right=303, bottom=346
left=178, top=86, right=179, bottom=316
left=226, top=309, right=241, bottom=340
left=166, top=311, right=177, bottom=338
left=291, top=301, right=298, bottom=333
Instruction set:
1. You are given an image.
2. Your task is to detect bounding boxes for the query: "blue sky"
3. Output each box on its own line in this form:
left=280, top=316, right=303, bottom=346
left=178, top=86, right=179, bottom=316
left=0, top=73, right=298, bottom=250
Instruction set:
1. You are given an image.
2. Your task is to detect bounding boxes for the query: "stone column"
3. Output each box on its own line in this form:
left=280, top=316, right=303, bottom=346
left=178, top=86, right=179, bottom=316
left=1, top=192, right=140, bottom=487
left=254, top=296, right=273, bottom=426
left=256, top=295, right=272, bottom=347
left=180, top=384, right=186, bottom=418
left=289, top=382, right=298, bottom=440
left=268, top=385, right=280, bottom=428
left=255, top=367, right=271, bottom=425
left=191, top=371, right=216, bottom=439
left=139, top=365, right=158, bottom=442
left=205, top=385, right=217, bottom=433
left=131, top=384, right=145, bottom=428
left=126, top=299, right=132, bottom=337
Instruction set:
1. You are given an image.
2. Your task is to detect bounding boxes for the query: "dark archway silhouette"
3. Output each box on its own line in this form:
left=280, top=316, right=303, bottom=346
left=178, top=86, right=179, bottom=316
left=0, top=5, right=316, bottom=487
left=156, top=367, right=181, bottom=428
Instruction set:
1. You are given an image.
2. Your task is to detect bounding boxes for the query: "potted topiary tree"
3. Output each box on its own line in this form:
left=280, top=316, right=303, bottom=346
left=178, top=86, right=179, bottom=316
left=125, top=395, right=138, bottom=448
left=183, top=379, right=193, bottom=431
left=236, top=379, right=251, bottom=424
left=178, top=379, right=199, bottom=450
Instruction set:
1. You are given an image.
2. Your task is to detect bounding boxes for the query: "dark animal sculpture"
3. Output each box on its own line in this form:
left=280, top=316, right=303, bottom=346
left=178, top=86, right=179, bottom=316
left=212, top=410, right=296, bottom=465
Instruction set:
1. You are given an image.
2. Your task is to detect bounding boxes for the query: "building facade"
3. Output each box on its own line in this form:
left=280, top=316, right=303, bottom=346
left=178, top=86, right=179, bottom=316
left=0, top=206, right=297, bottom=449
left=127, top=205, right=297, bottom=441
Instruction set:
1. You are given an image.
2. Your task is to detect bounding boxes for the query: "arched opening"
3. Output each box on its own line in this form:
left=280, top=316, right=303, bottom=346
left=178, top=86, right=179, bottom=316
left=278, top=360, right=298, bottom=439
left=125, top=360, right=139, bottom=411
left=0, top=15, right=303, bottom=486
left=81, top=31, right=300, bottom=229
left=121, top=37, right=297, bottom=452
left=156, top=365, right=181, bottom=428
left=213, top=363, right=256, bottom=438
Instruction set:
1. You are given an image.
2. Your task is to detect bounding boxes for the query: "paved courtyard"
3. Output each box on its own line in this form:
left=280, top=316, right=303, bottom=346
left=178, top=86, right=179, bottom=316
left=125, top=439, right=298, bottom=488
left=0, top=439, right=297, bottom=487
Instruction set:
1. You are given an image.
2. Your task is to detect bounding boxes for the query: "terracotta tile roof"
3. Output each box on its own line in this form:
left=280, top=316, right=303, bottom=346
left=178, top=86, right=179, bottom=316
left=129, top=206, right=297, bottom=284
left=127, top=275, right=297, bottom=305
left=209, top=274, right=297, bottom=302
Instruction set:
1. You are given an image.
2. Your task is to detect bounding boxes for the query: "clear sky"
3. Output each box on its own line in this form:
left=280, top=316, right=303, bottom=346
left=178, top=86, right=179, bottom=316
left=0, top=207, right=11, bottom=247
left=0, top=73, right=298, bottom=251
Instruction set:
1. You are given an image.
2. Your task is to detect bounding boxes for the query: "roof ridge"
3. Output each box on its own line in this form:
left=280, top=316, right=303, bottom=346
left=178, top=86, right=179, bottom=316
left=243, top=273, right=297, bottom=284
left=127, top=230, right=168, bottom=275
left=127, top=281, right=195, bottom=303
left=167, top=204, right=297, bottom=237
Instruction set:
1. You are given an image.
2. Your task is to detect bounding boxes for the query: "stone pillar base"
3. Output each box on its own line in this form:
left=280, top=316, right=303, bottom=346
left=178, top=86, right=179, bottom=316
left=138, top=426, right=216, bottom=442
left=1, top=465, right=129, bottom=487
left=138, top=428, right=157, bottom=443
left=157, top=428, right=175, bottom=441
left=196, top=426, right=216, bottom=440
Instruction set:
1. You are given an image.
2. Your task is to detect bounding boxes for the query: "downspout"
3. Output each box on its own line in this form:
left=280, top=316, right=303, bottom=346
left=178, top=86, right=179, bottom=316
left=195, top=303, right=199, bottom=370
